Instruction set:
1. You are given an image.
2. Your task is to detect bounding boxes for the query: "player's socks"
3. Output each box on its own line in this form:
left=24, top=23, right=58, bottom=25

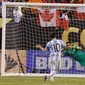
left=50, top=77, right=54, bottom=82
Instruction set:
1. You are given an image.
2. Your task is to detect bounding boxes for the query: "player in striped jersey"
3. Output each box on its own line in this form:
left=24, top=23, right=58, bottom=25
left=36, top=33, right=66, bottom=82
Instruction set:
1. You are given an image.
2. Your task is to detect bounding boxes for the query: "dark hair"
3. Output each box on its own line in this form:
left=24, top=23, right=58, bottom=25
left=66, top=41, right=70, bottom=44
left=50, top=32, right=56, bottom=39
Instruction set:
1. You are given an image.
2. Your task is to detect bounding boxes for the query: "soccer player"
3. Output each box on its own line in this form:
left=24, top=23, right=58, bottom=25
left=35, top=33, right=66, bottom=82
left=63, top=42, right=85, bottom=67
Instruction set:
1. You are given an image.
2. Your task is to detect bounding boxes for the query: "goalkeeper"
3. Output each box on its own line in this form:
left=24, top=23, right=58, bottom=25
left=63, top=42, right=85, bottom=67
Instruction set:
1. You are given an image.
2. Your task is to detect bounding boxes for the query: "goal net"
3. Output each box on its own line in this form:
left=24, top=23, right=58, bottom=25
left=1, top=2, right=85, bottom=77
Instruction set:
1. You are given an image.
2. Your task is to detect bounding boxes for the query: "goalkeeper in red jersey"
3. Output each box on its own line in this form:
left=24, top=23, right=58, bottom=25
left=63, top=42, right=85, bottom=67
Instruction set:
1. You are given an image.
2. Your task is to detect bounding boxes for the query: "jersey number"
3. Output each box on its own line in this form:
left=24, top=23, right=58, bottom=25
left=52, top=43, right=60, bottom=52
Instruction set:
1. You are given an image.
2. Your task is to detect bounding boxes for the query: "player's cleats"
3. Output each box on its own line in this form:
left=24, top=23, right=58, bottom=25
left=44, top=75, right=47, bottom=81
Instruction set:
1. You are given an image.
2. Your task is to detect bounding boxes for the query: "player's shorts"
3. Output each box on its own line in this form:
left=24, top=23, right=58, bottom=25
left=50, top=53, right=61, bottom=65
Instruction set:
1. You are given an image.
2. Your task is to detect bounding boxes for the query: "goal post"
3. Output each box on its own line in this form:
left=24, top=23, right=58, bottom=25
left=1, top=2, right=85, bottom=77
left=1, top=2, right=6, bottom=76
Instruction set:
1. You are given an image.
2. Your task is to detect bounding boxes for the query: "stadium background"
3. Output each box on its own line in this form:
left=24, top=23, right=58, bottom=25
left=0, top=9, right=85, bottom=49
left=0, top=7, right=85, bottom=73
left=0, top=1, right=85, bottom=85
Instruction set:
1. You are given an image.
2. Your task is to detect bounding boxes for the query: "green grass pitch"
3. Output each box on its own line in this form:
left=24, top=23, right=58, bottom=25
left=0, top=76, right=85, bottom=85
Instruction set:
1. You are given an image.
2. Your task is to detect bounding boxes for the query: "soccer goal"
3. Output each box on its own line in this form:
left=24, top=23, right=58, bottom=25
left=1, top=2, right=85, bottom=77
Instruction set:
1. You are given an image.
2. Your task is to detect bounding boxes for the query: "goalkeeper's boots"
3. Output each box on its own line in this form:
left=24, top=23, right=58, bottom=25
left=44, top=75, right=47, bottom=81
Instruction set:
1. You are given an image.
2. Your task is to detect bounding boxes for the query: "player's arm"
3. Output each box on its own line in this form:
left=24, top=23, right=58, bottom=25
left=60, top=40, right=66, bottom=48
left=35, top=45, right=47, bottom=52
left=61, top=47, right=68, bottom=57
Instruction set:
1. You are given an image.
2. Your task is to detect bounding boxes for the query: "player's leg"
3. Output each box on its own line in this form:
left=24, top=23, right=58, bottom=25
left=44, top=64, right=56, bottom=81
left=44, top=55, right=56, bottom=82
left=49, top=55, right=56, bottom=81
left=57, top=52, right=61, bottom=72
left=49, top=53, right=61, bottom=81
left=49, top=53, right=61, bottom=82
left=49, top=55, right=61, bottom=82
left=49, top=65, right=56, bottom=82
left=56, top=59, right=61, bottom=72
left=44, top=55, right=52, bottom=81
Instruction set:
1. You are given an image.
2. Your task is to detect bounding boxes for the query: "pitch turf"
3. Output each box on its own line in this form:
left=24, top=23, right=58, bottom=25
left=0, top=76, right=85, bottom=85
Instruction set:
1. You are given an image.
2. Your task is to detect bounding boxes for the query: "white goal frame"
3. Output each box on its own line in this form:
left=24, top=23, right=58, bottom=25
left=1, top=2, right=85, bottom=77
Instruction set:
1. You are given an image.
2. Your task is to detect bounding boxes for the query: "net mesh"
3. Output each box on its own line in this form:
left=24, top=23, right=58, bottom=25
left=2, top=4, right=85, bottom=75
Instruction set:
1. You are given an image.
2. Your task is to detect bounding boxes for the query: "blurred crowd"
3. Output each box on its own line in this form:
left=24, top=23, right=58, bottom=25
left=0, top=0, right=85, bottom=22
left=0, top=0, right=84, bottom=3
